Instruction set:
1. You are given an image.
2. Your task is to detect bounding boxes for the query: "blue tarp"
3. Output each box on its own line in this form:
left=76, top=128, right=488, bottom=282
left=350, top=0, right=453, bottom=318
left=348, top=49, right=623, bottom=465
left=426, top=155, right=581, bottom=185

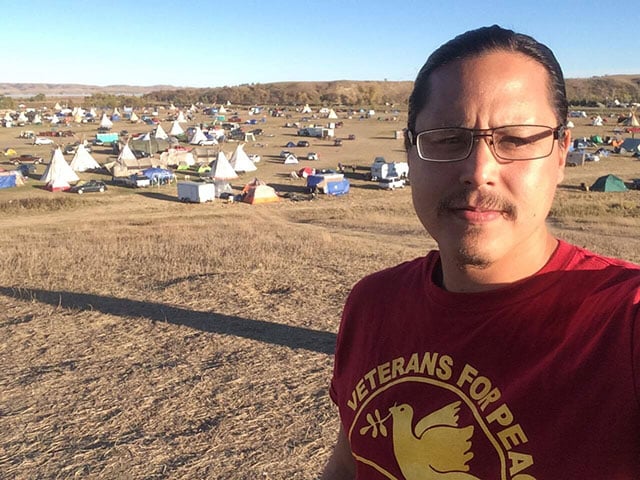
left=142, top=167, right=174, bottom=184
left=0, top=173, right=19, bottom=189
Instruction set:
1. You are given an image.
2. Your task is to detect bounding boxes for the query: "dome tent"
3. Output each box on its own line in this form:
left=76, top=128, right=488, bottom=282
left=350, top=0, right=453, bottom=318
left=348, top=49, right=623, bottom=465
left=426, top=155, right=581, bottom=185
left=590, top=174, right=628, bottom=192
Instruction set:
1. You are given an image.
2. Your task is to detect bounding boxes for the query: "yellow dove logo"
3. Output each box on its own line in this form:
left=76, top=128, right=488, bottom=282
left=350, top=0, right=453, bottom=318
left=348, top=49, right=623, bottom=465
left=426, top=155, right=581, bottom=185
left=388, top=401, right=479, bottom=480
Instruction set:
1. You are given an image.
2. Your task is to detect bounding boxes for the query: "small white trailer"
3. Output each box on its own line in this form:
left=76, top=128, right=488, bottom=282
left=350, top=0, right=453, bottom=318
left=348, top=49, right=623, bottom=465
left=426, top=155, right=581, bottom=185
left=177, top=181, right=215, bottom=203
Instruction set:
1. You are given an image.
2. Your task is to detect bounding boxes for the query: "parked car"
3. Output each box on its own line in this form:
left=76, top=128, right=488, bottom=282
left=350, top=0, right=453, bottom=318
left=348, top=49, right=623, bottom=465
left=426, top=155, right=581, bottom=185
left=307, top=152, right=319, bottom=161
left=112, top=174, right=151, bottom=188
left=297, top=140, right=310, bottom=147
left=33, top=137, right=55, bottom=145
left=378, top=177, right=406, bottom=190
left=70, top=180, right=107, bottom=194
left=11, top=154, right=43, bottom=166
left=63, top=143, right=92, bottom=155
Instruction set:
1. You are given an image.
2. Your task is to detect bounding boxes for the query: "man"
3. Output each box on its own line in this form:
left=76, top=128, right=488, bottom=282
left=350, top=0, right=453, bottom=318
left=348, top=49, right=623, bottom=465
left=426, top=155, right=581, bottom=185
left=322, top=25, right=640, bottom=479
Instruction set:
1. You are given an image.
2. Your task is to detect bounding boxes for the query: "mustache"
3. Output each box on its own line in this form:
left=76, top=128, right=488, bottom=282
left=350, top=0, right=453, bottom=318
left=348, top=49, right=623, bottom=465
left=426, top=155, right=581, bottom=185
left=437, top=190, right=517, bottom=220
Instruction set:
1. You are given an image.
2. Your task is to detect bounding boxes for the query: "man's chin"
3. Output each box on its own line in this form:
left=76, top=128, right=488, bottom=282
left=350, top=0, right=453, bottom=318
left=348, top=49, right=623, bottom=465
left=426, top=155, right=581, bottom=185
left=454, top=249, right=492, bottom=269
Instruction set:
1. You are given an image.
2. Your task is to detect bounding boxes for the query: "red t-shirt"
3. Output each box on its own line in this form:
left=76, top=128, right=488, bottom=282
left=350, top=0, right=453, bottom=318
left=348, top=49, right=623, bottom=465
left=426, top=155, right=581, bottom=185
left=330, top=240, right=640, bottom=479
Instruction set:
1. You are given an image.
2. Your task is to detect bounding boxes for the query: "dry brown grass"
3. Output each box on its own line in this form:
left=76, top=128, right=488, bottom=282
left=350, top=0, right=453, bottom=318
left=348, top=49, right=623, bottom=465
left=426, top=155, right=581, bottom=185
left=1, top=108, right=640, bottom=479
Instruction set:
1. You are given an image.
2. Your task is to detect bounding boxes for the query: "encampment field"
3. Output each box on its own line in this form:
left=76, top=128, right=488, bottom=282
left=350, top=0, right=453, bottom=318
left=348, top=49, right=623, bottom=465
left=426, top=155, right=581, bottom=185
left=1, top=105, right=640, bottom=479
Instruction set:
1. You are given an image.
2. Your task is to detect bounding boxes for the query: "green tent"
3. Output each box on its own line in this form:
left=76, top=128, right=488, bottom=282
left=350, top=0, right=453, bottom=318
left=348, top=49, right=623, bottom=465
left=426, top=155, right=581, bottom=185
left=590, top=174, right=628, bottom=192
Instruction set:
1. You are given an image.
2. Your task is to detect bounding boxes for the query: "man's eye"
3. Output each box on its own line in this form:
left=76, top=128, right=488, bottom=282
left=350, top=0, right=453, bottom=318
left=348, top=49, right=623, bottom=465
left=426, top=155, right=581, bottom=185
left=500, top=136, right=530, bottom=147
left=432, top=135, right=464, bottom=145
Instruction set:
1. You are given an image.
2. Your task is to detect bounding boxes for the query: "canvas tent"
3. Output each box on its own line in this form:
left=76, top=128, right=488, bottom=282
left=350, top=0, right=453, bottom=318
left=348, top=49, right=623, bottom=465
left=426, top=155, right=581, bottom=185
left=70, top=144, right=101, bottom=172
left=154, top=124, right=169, bottom=140
left=160, top=148, right=196, bottom=168
left=327, top=109, right=338, bottom=119
left=620, top=138, right=640, bottom=153
left=99, top=113, right=113, bottom=129
left=284, top=153, right=298, bottom=164
left=169, top=120, right=184, bottom=136
left=206, top=151, right=237, bottom=196
left=621, top=112, right=640, bottom=127
left=241, top=178, right=279, bottom=204
left=207, top=151, right=237, bottom=180
left=590, top=174, right=628, bottom=192
left=229, top=144, right=257, bottom=173
left=110, top=142, right=151, bottom=177
left=41, top=147, right=79, bottom=191
left=189, top=127, right=209, bottom=145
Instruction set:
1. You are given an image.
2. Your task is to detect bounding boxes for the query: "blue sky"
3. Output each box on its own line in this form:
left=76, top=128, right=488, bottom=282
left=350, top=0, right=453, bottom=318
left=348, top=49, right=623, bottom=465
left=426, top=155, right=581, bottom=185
left=1, top=0, right=637, bottom=88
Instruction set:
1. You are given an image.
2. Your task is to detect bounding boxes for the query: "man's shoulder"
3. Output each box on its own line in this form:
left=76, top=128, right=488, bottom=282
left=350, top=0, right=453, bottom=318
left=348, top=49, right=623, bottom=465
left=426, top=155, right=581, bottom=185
left=555, top=241, right=640, bottom=297
left=559, top=240, right=640, bottom=274
left=351, top=252, right=438, bottom=294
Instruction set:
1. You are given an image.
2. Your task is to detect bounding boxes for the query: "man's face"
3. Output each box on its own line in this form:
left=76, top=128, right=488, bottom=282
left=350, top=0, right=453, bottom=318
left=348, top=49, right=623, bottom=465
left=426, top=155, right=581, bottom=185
left=408, top=50, right=569, bottom=277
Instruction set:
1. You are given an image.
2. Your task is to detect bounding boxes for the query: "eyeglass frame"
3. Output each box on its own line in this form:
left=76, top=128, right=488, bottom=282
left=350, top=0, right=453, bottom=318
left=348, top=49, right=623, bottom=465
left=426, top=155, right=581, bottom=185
left=407, top=124, right=566, bottom=163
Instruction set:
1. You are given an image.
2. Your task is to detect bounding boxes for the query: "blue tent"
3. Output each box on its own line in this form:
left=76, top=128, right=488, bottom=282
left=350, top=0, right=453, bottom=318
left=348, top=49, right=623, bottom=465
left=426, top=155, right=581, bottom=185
left=0, top=171, right=23, bottom=189
left=142, top=167, right=175, bottom=185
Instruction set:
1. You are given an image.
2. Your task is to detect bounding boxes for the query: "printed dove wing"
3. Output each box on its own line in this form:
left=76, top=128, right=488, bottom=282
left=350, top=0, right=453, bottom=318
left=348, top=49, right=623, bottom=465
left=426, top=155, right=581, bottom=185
left=418, top=424, right=476, bottom=475
left=413, top=401, right=462, bottom=437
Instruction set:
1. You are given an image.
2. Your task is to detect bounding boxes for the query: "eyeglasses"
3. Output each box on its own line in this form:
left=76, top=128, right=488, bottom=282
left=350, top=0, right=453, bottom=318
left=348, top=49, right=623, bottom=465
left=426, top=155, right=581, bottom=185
left=409, top=124, right=564, bottom=162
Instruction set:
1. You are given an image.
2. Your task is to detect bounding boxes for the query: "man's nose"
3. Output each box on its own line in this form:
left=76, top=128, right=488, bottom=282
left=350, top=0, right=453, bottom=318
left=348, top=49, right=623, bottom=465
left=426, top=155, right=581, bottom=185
left=458, top=134, right=499, bottom=187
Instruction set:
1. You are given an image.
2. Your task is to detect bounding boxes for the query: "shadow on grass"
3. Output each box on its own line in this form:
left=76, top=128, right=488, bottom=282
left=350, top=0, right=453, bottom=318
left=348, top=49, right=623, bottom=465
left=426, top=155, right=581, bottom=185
left=0, top=286, right=336, bottom=355
left=137, top=191, right=182, bottom=202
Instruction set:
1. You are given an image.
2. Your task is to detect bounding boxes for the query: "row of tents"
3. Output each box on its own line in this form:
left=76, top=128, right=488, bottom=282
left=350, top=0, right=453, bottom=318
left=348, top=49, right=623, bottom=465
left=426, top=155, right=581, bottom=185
left=27, top=138, right=261, bottom=192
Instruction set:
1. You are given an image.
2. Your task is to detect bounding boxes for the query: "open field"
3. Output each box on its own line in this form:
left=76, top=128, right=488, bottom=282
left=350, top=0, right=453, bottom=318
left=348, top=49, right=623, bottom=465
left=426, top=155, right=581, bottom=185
left=1, top=107, right=640, bottom=479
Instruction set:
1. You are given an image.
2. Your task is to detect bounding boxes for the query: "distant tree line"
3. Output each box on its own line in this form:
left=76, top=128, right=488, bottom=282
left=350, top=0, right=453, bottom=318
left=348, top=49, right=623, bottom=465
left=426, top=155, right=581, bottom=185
left=138, top=77, right=640, bottom=109
left=3, top=76, right=638, bottom=111
left=142, top=81, right=414, bottom=108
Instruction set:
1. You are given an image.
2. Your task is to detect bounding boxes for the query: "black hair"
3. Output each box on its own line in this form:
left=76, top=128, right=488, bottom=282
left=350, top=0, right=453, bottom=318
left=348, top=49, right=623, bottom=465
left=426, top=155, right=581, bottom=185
left=406, top=25, right=568, bottom=150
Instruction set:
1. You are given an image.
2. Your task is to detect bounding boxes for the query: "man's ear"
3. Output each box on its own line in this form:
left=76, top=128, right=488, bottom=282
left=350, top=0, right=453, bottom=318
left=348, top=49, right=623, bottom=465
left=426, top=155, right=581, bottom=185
left=557, top=128, right=571, bottom=184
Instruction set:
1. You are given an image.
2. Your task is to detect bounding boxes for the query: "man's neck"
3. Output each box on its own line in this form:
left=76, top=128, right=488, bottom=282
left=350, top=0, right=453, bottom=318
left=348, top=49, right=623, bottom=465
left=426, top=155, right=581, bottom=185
left=438, top=235, right=559, bottom=293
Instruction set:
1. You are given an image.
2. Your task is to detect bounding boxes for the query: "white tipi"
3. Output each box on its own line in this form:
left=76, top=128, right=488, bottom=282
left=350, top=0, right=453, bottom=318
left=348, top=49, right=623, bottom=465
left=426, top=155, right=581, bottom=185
left=169, top=120, right=184, bottom=136
left=99, top=113, right=113, bottom=129
left=154, top=124, right=169, bottom=140
left=41, top=147, right=79, bottom=191
left=208, top=151, right=238, bottom=180
left=70, top=144, right=101, bottom=172
left=207, top=151, right=237, bottom=196
left=189, top=127, right=209, bottom=145
left=229, top=144, right=257, bottom=173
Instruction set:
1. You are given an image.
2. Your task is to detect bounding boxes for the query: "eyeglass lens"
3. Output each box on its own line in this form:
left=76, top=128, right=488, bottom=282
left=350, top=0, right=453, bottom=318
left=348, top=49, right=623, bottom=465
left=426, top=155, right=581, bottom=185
left=417, top=125, right=555, bottom=161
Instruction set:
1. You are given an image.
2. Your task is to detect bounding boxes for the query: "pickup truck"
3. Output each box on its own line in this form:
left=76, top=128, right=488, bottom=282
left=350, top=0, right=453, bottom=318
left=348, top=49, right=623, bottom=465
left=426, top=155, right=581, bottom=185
left=11, top=154, right=44, bottom=166
left=112, top=174, right=151, bottom=188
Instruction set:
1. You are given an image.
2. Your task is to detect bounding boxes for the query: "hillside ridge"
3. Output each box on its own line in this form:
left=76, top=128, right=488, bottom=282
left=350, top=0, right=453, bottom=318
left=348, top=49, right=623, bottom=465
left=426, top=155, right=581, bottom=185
left=1, top=75, right=639, bottom=104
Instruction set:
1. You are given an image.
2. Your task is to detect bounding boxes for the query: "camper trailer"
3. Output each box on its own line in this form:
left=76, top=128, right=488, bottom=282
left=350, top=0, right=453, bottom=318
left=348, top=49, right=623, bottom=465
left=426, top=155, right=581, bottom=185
left=370, top=157, right=409, bottom=181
